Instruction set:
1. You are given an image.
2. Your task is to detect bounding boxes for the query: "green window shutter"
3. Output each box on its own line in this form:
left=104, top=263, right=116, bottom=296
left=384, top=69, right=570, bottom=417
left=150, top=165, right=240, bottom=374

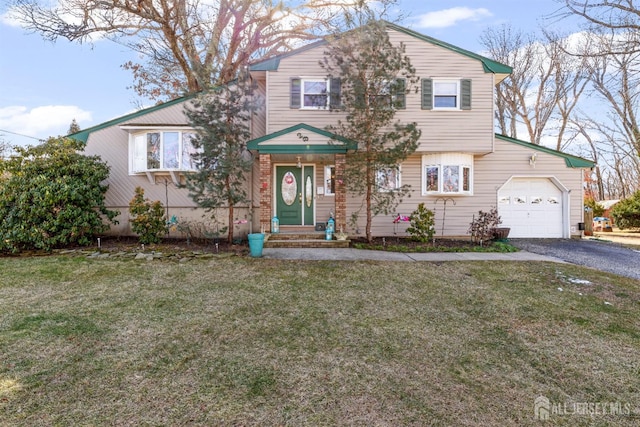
left=461, top=79, right=472, bottom=110
left=421, top=78, right=433, bottom=110
left=395, top=78, right=406, bottom=109
left=353, top=80, right=366, bottom=109
left=290, top=78, right=301, bottom=109
left=329, top=77, right=341, bottom=109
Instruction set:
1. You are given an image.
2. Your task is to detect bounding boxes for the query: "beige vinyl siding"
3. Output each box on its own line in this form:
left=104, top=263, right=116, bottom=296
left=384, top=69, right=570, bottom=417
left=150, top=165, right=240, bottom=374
left=84, top=100, right=256, bottom=237
left=314, top=163, right=337, bottom=227
left=480, top=138, right=584, bottom=237
left=345, top=140, right=585, bottom=238
left=251, top=74, right=267, bottom=139
left=393, top=32, right=495, bottom=153
left=120, top=101, right=191, bottom=126
left=267, top=28, right=496, bottom=154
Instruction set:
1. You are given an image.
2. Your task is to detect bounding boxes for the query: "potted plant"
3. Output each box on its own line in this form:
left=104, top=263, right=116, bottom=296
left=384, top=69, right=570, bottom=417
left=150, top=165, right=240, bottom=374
left=335, top=228, right=349, bottom=241
left=492, top=227, right=511, bottom=241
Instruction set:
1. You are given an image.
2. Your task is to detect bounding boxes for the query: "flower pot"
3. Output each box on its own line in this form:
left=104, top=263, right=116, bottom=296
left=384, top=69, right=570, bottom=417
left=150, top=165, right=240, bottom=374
left=492, top=227, right=511, bottom=241
left=248, top=233, right=265, bottom=258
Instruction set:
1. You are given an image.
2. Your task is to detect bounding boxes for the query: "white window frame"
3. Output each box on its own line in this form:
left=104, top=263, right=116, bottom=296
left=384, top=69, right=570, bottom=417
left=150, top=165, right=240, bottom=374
left=376, top=166, right=401, bottom=192
left=301, top=78, right=330, bottom=109
left=368, top=79, right=406, bottom=110
left=422, top=154, right=473, bottom=195
left=324, top=165, right=336, bottom=196
left=130, top=130, right=199, bottom=174
left=433, top=80, right=460, bottom=110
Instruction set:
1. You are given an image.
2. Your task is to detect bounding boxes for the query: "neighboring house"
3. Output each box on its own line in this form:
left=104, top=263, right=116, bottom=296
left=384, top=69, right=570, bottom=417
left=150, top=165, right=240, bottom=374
left=75, top=21, right=594, bottom=239
left=598, top=199, right=620, bottom=224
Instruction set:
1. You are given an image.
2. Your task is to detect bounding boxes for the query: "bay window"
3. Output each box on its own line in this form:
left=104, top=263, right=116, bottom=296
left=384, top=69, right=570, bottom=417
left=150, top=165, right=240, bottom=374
left=422, top=154, right=473, bottom=195
left=131, top=130, right=199, bottom=174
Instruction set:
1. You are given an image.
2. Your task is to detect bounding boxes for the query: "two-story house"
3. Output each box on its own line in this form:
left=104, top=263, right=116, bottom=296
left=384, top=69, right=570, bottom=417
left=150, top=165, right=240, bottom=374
left=75, top=21, right=594, bottom=240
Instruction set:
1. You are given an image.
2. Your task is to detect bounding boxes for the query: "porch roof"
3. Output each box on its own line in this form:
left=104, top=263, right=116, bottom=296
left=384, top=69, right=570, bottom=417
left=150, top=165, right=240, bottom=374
left=247, top=123, right=357, bottom=154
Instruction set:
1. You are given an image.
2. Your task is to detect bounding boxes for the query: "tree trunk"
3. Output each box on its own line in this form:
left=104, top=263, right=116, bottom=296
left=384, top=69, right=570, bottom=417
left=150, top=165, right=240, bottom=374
left=227, top=177, right=234, bottom=244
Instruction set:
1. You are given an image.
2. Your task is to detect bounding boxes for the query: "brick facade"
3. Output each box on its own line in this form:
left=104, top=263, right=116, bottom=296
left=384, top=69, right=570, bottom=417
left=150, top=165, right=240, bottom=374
left=334, top=153, right=347, bottom=233
left=259, top=154, right=272, bottom=232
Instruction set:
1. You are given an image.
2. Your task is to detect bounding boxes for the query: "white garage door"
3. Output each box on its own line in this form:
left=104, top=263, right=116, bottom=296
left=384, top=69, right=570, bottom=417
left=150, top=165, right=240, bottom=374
left=498, top=178, right=564, bottom=238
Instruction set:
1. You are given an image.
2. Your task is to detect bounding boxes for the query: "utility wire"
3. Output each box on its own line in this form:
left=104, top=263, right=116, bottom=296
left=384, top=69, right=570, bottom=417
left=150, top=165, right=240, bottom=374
left=0, top=129, right=44, bottom=141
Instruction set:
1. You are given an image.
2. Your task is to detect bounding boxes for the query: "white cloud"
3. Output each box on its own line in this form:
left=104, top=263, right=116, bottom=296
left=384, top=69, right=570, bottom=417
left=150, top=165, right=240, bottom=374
left=0, top=7, right=24, bottom=27
left=415, top=7, right=493, bottom=29
left=0, top=105, right=92, bottom=140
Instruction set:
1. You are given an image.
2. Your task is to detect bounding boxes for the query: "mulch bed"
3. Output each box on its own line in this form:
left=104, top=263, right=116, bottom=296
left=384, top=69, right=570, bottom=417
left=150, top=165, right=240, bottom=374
left=2, top=235, right=497, bottom=257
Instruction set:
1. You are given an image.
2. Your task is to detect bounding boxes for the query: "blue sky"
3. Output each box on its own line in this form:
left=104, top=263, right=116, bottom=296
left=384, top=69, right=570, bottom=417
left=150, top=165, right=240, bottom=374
left=0, top=0, right=574, bottom=149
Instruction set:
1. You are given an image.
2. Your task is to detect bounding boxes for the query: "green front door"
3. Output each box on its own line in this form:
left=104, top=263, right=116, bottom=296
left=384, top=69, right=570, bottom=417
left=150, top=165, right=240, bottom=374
left=276, top=165, right=314, bottom=226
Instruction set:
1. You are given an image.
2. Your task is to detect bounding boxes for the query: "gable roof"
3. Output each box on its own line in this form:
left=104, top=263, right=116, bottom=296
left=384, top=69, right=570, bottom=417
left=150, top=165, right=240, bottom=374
left=250, top=20, right=512, bottom=76
left=496, top=134, right=595, bottom=168
left=68, top=94, right=196, bottom=143
left=384, top=22, right=512, bottom=75
left=247, top=123, right=357, bottom=154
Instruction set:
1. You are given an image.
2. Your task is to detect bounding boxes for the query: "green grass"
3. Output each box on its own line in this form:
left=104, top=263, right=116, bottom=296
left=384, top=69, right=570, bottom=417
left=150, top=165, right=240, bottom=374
left=352, top=239, right=519, bottom=252
left=1, top=255, right=639, bottom=425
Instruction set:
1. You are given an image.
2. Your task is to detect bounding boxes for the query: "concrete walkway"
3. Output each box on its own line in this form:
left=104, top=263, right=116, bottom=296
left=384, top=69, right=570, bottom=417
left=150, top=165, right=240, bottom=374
left=262, top=247, right=564, bottom=262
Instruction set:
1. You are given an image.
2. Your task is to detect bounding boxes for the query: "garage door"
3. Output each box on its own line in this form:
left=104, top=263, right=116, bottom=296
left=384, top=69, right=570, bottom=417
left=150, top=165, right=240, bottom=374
left=498, top=178, right=564, bottom=238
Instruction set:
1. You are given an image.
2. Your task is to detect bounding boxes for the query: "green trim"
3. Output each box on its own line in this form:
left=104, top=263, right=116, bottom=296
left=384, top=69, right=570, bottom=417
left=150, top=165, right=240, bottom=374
left=249, top=21, right=512, bottom=76
left=495, top=134, right=595, bottom=168
left=247, top=123, right=357, bottom=154
left=68, top=94, right=198, bottom=143
left=249, top=40, right=327, bottom=72
left=249, top=57, right=281, bottom=71
left=384, top=21, right=512, bottom=75
left=259, top=145, right=351, bottom=154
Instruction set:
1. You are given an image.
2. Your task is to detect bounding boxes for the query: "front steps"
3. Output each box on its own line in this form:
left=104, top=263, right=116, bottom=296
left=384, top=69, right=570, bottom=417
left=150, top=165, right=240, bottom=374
left=263, top=232, right=351, bottom=248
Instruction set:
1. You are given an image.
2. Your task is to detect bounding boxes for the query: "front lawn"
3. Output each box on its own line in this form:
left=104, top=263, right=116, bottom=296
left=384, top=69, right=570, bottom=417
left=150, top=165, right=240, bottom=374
left=1, top=256, right=639, bottom=425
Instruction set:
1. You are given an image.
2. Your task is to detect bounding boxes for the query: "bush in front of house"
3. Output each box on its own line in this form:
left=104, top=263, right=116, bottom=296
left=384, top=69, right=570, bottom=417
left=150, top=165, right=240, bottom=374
left=611, top=190, right=640, bottom=230
left=0, top=137, right=118, bottom=253
left=406, top=203, right=436, bottom=243
left=129, top=187, right=167, bottom=244
left=468, top=207, right=502, bottom=246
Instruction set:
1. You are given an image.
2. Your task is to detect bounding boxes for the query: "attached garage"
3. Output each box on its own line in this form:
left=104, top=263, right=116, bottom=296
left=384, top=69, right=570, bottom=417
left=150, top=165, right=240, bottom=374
left=498, top=177, right=567, bottom=238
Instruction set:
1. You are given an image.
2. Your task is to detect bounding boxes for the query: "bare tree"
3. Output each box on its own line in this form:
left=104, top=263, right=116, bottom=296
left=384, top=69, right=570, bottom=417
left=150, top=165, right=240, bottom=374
left=481, top=25, right=586, bottom=146
left=560, top=0, right=640, bottom=54
left=480, top=25, right=535, bottom=139
left=543, top=30, right=590, bottom=150
left=580, top=32, right=640, bottom=161
left=11, top=0, right=370, bottom=101
left=566, top=115, right=605, bottom=198
left=558, top=1, right=640, bottom=196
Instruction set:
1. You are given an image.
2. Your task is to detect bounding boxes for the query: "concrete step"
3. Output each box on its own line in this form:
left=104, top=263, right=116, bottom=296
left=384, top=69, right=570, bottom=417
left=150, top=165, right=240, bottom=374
left=269, top=233, right=326, bottom=240
left=264, top=238, right=350, bottom=249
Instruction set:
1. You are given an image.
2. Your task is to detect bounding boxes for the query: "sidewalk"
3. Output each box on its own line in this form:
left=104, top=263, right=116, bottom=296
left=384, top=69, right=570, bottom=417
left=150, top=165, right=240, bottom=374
left=262, top=247, right=565, bottom=262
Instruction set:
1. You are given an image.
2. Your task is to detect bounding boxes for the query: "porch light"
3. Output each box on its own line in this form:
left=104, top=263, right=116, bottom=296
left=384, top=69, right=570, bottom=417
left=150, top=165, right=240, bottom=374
left=296, top=156, right=302, bottom=168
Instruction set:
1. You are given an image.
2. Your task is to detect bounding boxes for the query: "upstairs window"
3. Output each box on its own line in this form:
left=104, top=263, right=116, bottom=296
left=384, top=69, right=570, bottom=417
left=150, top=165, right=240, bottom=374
left=131, top=131, right=199, bottom=173
left=422, top=78, right=472, bottom=110
left=367, top=78, right=406, bottom=109
left=304, top=80, right=329, bottom=108
left=291, top=78, right=341, bottom=109
left=434, top=81, right=458, bottom=108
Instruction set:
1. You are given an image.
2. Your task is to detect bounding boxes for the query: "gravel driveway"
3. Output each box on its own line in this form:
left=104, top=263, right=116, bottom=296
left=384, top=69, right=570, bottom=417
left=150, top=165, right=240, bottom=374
left=510, top=238, right=640, bottom=280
